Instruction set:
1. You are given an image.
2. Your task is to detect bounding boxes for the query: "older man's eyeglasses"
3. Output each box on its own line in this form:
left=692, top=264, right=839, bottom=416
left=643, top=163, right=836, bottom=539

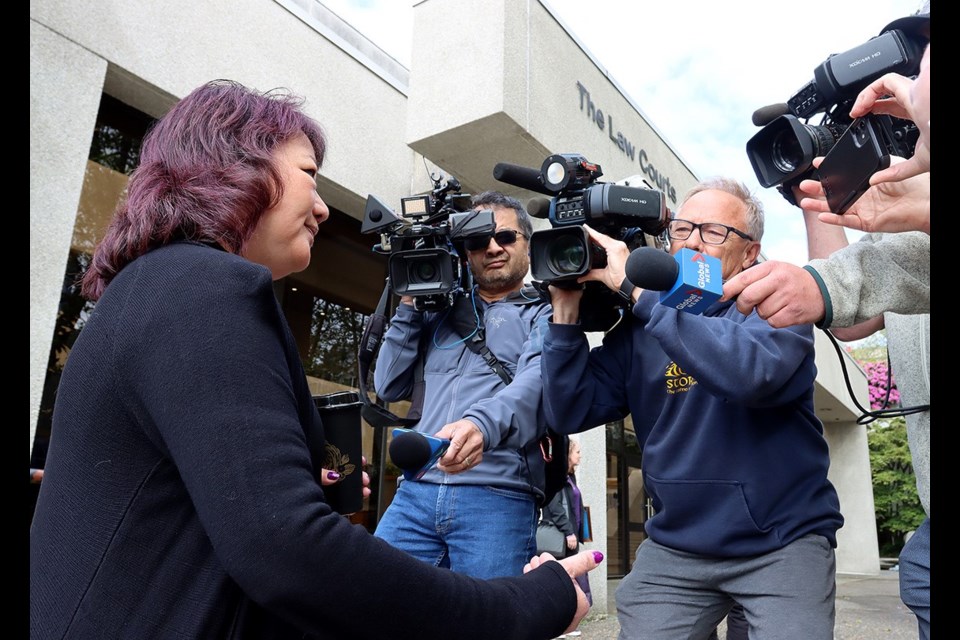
left=463, top=229, right=527, bottom=252
left=668, top=219, right=754, bottom=245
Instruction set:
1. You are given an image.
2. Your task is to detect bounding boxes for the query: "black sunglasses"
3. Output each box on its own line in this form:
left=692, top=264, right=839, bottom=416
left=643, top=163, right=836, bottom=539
left=463, top=229, right=527, bottom=252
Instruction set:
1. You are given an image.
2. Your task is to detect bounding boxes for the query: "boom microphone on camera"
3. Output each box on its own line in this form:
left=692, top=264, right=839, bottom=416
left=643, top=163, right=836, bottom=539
left=526, top=197, right=553, bottom=220
left=492, top=162, right=555, bottom=196
left=625, top=247, right=722, bottom=315
left=751, top=103, right=790, bottom=127
left=389, top=428, right=451, bottom=481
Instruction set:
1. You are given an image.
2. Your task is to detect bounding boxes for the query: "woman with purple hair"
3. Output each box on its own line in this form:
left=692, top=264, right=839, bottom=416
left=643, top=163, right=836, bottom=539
left=30, top=79, right=600, bottom=640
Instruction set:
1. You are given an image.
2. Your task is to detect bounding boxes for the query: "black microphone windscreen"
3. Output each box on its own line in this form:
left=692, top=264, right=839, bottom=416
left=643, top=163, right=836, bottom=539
left=526, top=197, right=553, bottom=219
left=751, top=103, right=790, bottom=126
left=625, top=247, right=679, bottom=292
left=389, top=431, right=432, bottom=471
left=493, top=163, right=554, bottom=196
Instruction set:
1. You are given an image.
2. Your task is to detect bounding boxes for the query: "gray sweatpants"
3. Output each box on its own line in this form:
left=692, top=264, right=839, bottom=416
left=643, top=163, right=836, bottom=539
left=616, top=534, right=836, bottom=640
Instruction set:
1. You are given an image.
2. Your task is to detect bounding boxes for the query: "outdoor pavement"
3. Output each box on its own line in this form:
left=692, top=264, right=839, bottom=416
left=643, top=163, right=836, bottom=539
left=569, top=569, right=917, bottom=639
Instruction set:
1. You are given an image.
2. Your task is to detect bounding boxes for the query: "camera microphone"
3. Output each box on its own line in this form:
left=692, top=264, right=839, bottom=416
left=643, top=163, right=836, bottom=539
left=625, top=247, right=722, bottom=315
left=389, top=429, right=451, bottom=481
left=493, top=162, right=555, bottom=196
left=526, top=197, right=553, bottom=220
left=751, top=103, right=790, bottom=127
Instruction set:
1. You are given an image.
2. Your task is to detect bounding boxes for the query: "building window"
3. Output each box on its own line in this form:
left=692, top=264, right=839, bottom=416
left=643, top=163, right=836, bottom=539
left=31, top=95, right=153, bottom=476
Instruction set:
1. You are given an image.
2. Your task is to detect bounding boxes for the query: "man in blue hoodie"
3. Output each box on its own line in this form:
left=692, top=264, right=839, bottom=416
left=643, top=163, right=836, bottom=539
left=541, top=177, right=843, bottom=639
left=374, top=191, right=552, bottom=579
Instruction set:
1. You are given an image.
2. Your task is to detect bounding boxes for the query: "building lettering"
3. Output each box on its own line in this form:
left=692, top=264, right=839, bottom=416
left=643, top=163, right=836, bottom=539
left=577, top=81, right=605, bottom=130
left=576, top=81, right=679, bottom=205
left=638, top=150, right=677, bottom=205
left=608, top=115, right=636, bottom=160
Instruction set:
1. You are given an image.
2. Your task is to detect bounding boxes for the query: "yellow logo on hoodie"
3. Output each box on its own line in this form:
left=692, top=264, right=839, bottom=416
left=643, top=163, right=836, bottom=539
left=664, top=362, right=697, bottom=394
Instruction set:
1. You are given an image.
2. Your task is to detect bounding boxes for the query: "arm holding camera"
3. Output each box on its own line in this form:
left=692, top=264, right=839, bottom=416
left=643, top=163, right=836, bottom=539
left=372, top=300, right=427, bottom=402
left=577, top=226, right=632, bottom=295
left=547, top=225, right=636, bottom=325
left=849, top=44, right=930, bottom=183
left=547, top=285, right=585, bottom=325
left=790, top=184, right=885, bottom=342
left=798, top=158, right=930, bottom=234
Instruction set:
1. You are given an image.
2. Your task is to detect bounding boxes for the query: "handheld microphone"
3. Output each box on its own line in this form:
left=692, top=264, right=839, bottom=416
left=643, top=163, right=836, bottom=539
left=625, top=247, right=722, bottom=314
left=492, top=162, right=555, bottom=196
left=389, top=428, right=451, bottom=481
left=751, top=103, right=790, bottom=126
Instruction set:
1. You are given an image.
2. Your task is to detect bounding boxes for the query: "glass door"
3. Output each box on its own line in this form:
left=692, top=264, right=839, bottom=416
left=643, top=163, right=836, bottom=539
left=606, top=420, right=646, bottom=578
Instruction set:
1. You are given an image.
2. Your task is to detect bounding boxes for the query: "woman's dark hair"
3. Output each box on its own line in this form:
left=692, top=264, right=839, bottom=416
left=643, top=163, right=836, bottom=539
left=81, top=79, right=327, bottom=300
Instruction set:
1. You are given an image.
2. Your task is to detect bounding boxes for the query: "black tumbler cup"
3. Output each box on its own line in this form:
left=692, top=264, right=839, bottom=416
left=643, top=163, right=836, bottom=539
left=311, top=391, right=364, bottom=515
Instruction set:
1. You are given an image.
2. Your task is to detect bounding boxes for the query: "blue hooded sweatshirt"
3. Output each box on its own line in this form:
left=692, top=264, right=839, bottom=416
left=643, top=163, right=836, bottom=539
left=541, top=289, right=843, bottom=557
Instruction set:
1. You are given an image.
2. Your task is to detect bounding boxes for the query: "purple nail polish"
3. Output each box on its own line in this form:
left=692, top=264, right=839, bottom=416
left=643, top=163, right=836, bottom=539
left=592, top=551, right=604, bottom=564
left=327, top=471, right=341, bottom=481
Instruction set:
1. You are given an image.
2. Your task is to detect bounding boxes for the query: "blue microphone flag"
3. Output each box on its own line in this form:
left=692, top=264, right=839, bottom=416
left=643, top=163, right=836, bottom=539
left=660, top=248, right=722, bottom=314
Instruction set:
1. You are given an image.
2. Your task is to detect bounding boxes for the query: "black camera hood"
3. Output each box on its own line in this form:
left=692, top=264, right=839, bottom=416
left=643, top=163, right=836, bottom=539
left=361, top=194, right=404, bottom=235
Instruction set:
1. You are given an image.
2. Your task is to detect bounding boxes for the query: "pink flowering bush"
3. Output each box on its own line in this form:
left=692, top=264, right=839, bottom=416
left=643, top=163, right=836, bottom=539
left=846, top=345, right=921, bottom=556
left=861, top=360, right=900, bottom=410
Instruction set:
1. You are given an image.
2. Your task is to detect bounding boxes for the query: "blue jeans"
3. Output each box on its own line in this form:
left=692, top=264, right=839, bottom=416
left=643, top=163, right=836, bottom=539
left=899, top=517, right=930, bottom=640
left=374, top=480, right=538, bottom=579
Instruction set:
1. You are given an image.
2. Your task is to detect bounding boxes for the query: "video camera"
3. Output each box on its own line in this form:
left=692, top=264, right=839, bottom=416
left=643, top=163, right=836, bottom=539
left=745, top=22, right=926, bottom=205
left=361, top=176, right=495, bottom=312
left=494, top=153, right=669, bottom=331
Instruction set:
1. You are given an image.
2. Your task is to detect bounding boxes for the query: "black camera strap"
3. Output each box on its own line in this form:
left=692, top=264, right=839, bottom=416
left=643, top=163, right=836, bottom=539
left=451, top=286, right=569, bottom=506
left=356, top=283, right=536, bottom=426
left=449, top=293, right=513, bottom=386
left=357, top=280, right=424, bottom=429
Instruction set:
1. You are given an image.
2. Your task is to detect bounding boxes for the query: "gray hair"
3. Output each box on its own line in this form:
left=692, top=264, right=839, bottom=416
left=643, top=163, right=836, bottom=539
left=680, top=177, right=764, bottom=241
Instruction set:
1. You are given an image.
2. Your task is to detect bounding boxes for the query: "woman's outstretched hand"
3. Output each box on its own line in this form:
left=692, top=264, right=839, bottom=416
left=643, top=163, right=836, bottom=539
left=524, top=549, right=604, bottom=634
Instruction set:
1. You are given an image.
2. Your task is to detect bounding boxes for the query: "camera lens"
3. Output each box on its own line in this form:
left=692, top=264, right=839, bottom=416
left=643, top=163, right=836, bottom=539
left=772, top=123, right=838, bottom=174
left=411, top=259, right=438, bottom=283
left=547, top=235, right=587, bottom=276
left=771, top=130, right=804, bottom=173
left=747, top=115, right=847, bottom=189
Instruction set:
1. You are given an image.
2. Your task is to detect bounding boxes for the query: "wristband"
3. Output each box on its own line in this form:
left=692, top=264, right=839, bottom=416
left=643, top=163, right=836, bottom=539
left=617, top=277, right=636, bottom=304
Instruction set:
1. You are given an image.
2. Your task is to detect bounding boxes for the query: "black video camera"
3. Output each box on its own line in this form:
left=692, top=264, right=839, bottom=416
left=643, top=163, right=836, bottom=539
left=494, top=153, right=669, bottom=331
left=362, top=177, right=495, bottom=311
left=746, top=25, right=926, bottom=205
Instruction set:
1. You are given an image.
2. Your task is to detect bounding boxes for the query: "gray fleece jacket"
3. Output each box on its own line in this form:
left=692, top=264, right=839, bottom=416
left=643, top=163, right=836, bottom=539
left=806, top=231, right=930, bottom=516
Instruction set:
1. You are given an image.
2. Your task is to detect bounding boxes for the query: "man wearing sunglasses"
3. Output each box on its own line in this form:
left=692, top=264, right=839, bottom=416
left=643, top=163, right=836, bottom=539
left=373, top=191, right=555, bottom=579
left=540, top=177, right=843, bottom=639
